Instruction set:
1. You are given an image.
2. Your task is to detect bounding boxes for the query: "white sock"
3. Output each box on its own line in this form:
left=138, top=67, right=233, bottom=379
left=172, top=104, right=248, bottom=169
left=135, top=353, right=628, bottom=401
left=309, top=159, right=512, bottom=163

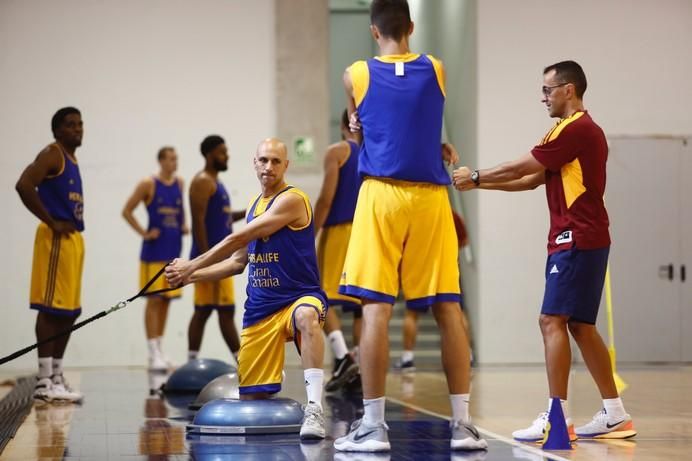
left=52, top=358, right=63, bottom=377
left=362, top=397, right=386, bottom=426
left=147, top=339, right=159, bottom=357
left=402, top=350, right=414, bottom=363
left=327, top=330, right=349, bottom=360
left=188, top=350, right=199, bottom=361
left=38, top=357, right=52, bottom=379
left=304, top=368, right=324, bottom=408
left=603, top=397, right=626, bottom=422
left=450, top=393, right=470, bottom=423
left=156, top=337, right=165, bottom=355
left=547, top=398, right=570, bottom=421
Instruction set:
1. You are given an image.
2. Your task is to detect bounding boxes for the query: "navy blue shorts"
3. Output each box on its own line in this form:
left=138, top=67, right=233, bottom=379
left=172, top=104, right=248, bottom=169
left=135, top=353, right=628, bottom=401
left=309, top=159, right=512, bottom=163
left=541, top=247, right=609, bottom=324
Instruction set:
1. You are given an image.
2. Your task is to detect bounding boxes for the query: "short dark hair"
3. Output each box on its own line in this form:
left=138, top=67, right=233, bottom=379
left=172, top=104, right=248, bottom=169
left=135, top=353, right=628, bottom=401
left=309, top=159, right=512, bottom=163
left=51, top=107, right=81, bottom=135
left=157, top=146, right=174, bottom=161
left=370, top=0, right=411, bottom=42
left=544, top=60, right=587, bottom=99
left=341, top=109, right=349, bottom=129
left=200, top=135, right=225, bottom=157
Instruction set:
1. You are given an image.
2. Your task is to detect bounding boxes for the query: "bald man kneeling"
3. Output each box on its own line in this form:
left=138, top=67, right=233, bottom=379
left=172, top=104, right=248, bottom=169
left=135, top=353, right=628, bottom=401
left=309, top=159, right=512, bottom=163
left=166, top=139, right=327, bottom=440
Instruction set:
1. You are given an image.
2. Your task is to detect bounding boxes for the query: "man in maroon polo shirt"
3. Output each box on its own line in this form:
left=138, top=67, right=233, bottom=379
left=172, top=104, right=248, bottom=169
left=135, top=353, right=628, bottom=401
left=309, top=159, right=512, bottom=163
left=453, top=60, right=636, bottom=442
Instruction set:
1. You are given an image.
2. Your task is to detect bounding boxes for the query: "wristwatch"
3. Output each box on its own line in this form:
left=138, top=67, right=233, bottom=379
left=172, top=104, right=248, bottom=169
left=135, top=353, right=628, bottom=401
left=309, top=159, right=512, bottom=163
left=470, top=169, right=480, bottom=186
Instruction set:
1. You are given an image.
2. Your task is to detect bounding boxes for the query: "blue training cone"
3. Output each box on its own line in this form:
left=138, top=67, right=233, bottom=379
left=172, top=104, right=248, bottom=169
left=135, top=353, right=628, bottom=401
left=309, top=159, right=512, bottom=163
left=542, top=397, right=573, bottom=450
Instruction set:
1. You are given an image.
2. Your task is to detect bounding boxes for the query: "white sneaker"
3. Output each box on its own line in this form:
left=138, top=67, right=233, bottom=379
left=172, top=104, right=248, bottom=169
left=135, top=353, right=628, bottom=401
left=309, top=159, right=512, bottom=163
left=575, top=409, right=636, bottom=439
left=300, top=402, right=326, bottom=440
left=334, top=418, right=391, bottom=452
left=51, top=374, right=83, bottom=403
left=512, top=412, right=577, bottom=442
left=148, top=354, right=169, bottom=371
left=33, top=377, right=54, bottom=403
left=450, top=420, right=488, bottom=450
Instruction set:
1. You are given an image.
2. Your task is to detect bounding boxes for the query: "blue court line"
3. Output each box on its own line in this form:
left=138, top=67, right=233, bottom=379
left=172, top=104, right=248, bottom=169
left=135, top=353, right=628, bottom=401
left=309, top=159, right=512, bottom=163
left=386, top=396, right=572, bottom=461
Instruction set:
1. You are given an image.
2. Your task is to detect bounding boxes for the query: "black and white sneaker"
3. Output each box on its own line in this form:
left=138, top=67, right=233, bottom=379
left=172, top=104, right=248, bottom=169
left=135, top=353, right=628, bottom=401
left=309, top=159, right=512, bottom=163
left=33, top=377, right=53, bottom=403
left=325, top=354, right=359, bottom=393
left=394, top=358, right=416, bottom=373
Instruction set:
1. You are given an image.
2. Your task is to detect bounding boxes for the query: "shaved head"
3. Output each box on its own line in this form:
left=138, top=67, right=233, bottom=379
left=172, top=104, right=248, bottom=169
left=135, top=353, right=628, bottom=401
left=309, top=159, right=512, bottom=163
left=254, top=137, right=289, bottom=193
left=256, top=138, right=288, bottom=160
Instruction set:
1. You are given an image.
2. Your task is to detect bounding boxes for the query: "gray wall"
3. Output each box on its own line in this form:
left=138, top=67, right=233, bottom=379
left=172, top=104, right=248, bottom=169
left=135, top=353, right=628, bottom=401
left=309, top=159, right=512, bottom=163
left=0, top=0, right=277, bottom=370
left=275, top=0, right=330, bottom=175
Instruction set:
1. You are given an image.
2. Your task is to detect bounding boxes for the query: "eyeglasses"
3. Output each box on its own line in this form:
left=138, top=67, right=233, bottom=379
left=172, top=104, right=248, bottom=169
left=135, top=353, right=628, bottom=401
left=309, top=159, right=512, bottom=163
left=542, top=82, right=569, bottom=96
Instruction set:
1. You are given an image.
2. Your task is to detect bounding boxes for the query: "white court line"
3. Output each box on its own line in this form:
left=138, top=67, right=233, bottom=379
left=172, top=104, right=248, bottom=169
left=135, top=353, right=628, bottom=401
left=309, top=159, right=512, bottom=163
left=386, top=396, right=572, bottom=461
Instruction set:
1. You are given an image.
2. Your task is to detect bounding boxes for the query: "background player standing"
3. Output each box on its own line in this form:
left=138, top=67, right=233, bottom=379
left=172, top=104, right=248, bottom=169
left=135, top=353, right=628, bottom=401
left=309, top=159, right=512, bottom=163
left=122, top=146, right=187, bottom=370
left=15, top=107, right=86, bottom=403
left=187, top=135, right=245, bottom=362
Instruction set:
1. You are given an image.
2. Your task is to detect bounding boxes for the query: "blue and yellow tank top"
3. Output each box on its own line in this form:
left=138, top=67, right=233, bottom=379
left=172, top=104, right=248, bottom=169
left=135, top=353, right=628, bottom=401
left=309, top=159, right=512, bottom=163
left=348, top=53, right=449, bottom=185
left=38, top=144, right=84, bottom=231
left=141, top=177, right=183, bottom=262
left=324, top=140, right=361, bottom=227
left=190, top=180, right=232, bottom=258
left=244, top=186, right=326, bottom=328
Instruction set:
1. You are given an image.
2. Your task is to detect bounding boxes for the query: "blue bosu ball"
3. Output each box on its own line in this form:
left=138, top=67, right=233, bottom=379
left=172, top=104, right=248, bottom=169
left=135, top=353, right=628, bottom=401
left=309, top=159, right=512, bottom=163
left=187, top=398, right=303, bottom=434
left=164, top=359, right=235, bottom=393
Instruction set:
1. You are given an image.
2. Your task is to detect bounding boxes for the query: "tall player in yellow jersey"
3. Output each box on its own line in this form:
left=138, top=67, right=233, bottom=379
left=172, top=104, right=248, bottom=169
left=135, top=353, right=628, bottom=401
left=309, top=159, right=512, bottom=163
left=15, top=107, right=86, bottom=404
left=166, top=138, right=328, bottom=440
left=335, top=0, right=486, bottom=452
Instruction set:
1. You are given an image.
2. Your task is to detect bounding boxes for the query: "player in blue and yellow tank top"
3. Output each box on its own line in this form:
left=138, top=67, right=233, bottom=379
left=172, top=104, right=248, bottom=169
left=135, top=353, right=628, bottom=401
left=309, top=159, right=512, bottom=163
left=122, top=146, right=186, bottom=370
left=313, top=109, right=363, bottom=393
left=165, top=138, right=328, bottom=440
left=335, top=0, right=486, bottom=453
left=186, top=135, right=246, bottom=363
left=16, top=107, right=86, bottom=403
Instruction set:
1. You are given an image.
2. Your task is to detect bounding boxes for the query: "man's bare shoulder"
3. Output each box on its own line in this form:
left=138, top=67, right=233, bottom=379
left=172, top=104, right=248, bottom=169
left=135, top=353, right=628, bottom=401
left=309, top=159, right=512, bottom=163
left=190, top=171, right=215, bottom=190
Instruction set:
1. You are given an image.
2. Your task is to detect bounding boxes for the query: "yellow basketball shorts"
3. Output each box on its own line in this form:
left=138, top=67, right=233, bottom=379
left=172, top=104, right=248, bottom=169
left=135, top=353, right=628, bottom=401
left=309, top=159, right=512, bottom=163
left=139, top=261, right=182, bottom=299
left=194, top=277, right=235, bottom=310
left=317, top=223, right=361, bottom=312
left=30, top=222, right=84, bottom=317
left=237, top=295, right=326, bottom=395
left=339, top=178, right=461, bottom=309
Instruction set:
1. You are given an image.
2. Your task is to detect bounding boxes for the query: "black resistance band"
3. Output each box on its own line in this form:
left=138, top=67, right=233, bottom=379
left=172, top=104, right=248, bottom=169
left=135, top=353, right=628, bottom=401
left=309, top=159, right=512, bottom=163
left=0, top=263, right=177, bottom=366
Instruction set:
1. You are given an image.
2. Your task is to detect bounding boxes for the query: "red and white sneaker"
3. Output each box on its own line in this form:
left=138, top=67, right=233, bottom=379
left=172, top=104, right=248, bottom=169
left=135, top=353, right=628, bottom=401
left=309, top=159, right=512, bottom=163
left=512, top=412, right=577, bottom=442
left=575, top=409, right=636, bottom=439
